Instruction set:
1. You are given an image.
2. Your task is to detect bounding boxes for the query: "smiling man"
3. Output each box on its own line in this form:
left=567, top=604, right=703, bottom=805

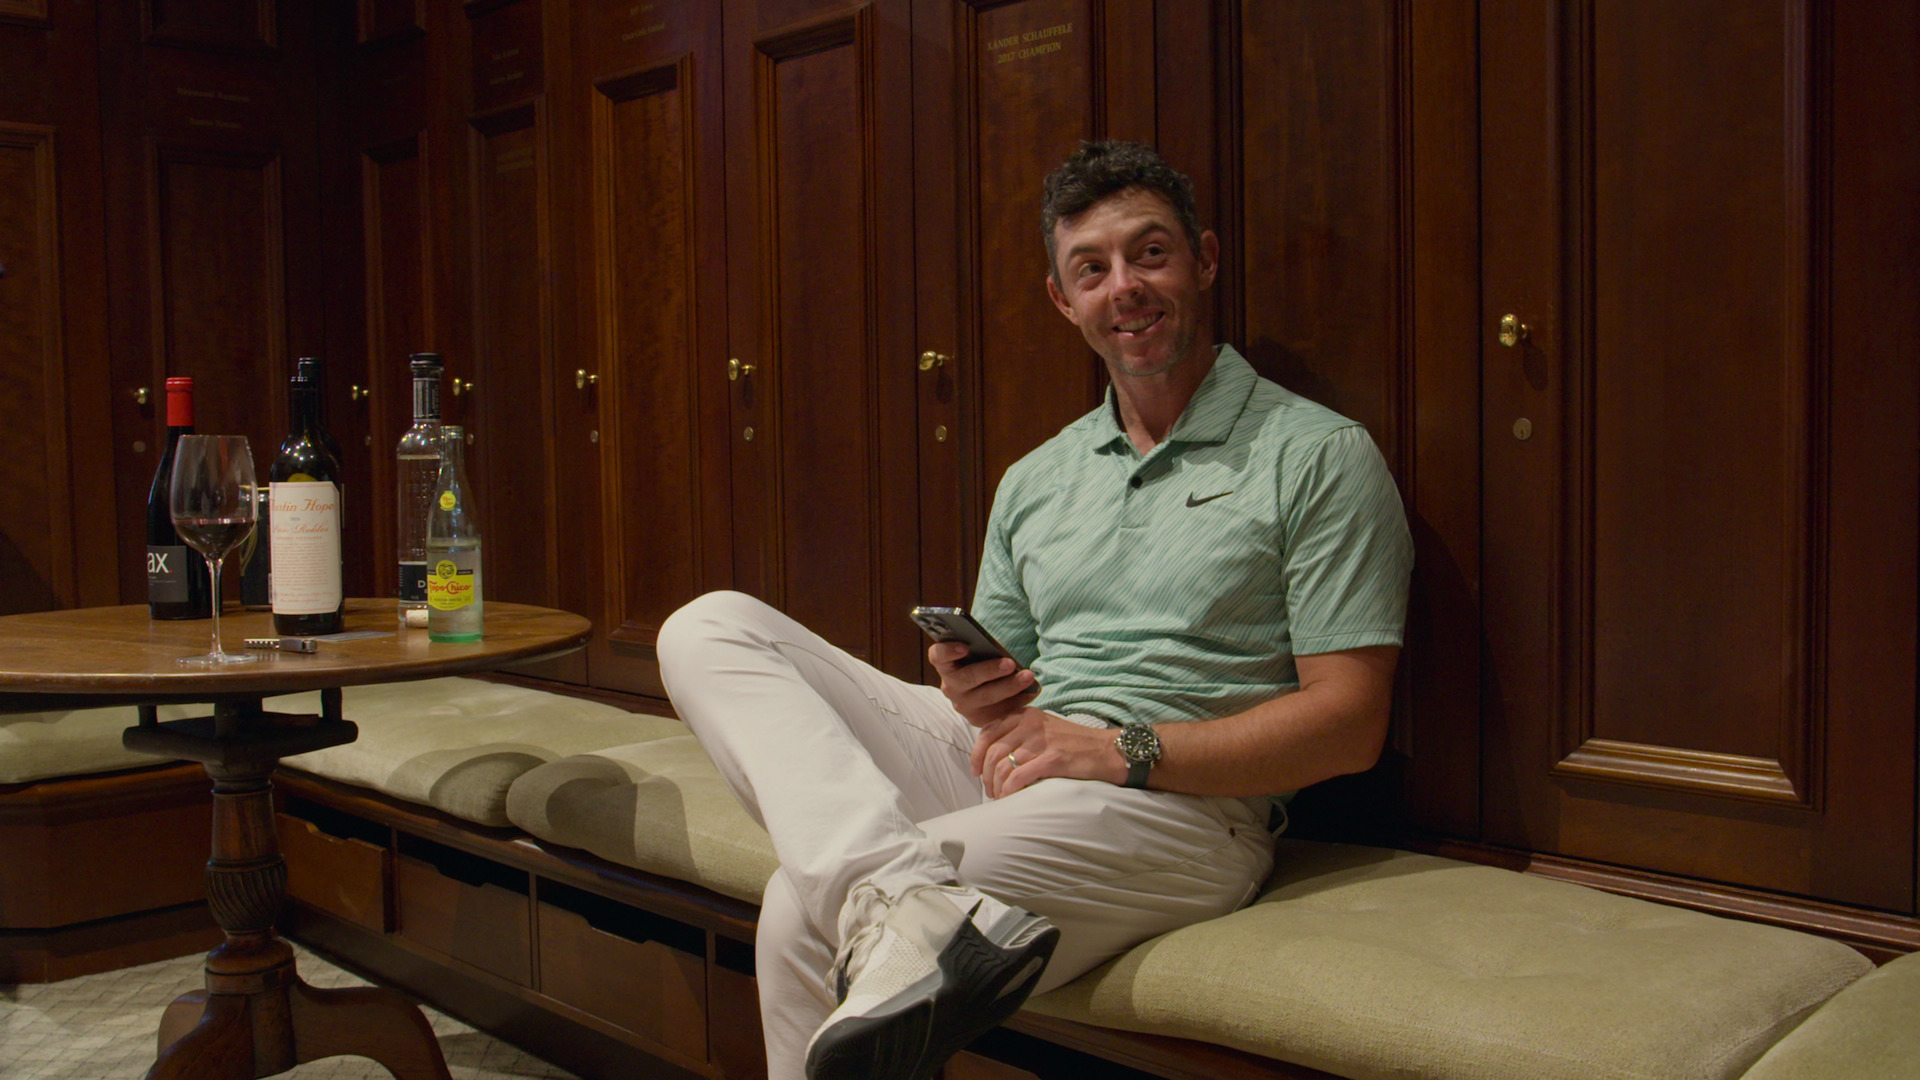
left=657, top=140, right=1413, bottom=1080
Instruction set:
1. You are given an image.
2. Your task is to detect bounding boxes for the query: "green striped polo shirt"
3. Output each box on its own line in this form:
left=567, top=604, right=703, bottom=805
left=972, top=345, right=1413, bottom=727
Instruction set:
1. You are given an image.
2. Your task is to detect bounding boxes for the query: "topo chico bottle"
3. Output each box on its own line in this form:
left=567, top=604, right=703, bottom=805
left=425, top=426, right=482, bottom=642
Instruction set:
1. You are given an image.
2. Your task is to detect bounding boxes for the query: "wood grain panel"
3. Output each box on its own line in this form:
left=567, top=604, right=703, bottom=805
left=469, top=0, right=543, bottom=113
left=0, top=124, right=69, bottom=614
left=359, top=0, right=424, bottom=46
left=592, top=63, right=702, bottom=657
left=149, top=146, right=286, bottom=476
left=1821, top=0, right=1919, bottom=911
left=1232, top=2, right=1482, bottom=838
left=361, top=135, right=432, bottom=603
left=1481, top=0, right=1917, bottom=910
left=143, top=0, right=276, bottom=53
left=1238, top=2, right=1405, bottom=457
left=468, top=104, right=556, bottom=608
left=729, top=1, right=919, bottom=676
left=576, top=0, right=687, bottom=73
left=967, top=0, right=1100, bottom=508
left=0, top=0, right=48, bottom=26
left=1577, top=1, right=1815, bottom=792
left=760, top=20, right=877, bottom=655
left=1233, top=3, right=1434, bottom=836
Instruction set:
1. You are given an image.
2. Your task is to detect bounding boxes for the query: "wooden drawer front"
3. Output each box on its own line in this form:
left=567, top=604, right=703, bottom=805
left=276, top=811, right=390, bottom=933
left=943, top=1052, right=1043, bottom=1080
left=394, top=834, right=531, bottom=985
left=709, top=935, right=768, bottom=1080
left=537, top=885, right=706, bottom=1063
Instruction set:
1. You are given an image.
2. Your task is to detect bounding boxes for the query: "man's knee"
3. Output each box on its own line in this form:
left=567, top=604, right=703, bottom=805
left=657, top=590, right=773, bottom=673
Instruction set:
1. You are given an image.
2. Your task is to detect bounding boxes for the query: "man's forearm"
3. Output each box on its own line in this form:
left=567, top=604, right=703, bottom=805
left=1144, top=646, right=1398, bottom=797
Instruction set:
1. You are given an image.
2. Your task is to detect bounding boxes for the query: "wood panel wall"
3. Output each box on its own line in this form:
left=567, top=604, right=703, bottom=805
left=4, top=0, right=1915, bottom=935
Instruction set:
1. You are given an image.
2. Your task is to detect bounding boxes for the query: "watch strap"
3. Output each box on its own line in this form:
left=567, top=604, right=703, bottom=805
left=1118, top=721, right=1160, bottom=789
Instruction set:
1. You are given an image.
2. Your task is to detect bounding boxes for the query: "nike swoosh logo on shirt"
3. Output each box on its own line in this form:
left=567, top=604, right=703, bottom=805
left=1186, top=491, right=1235, bottom=507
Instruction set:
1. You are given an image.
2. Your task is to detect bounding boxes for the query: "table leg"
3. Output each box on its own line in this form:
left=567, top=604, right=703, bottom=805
left=288, top=977, right=451, bottom=1079
left=148, top=755, right=449, bottom=1080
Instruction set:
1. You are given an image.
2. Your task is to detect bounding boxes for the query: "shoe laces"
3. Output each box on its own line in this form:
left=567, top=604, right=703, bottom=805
left=827, top=881, right=896, bottom=999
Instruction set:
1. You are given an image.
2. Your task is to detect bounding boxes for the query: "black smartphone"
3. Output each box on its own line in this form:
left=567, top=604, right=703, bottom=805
left=910, top=606, right=1014, bottom=667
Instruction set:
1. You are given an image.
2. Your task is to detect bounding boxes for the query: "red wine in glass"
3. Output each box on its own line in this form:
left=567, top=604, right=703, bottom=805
left=169, top=435, right=259, bottom=665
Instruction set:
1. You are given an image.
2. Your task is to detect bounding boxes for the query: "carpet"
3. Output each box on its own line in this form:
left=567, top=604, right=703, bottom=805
left=0, top=942, right=576, bottom=1079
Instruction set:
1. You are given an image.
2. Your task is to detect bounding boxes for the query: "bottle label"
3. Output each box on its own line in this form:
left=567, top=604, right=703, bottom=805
left=269, top=481, right=343, bottom=615
left=413, top=379, right=441, bottom=422
left=400, top=562, right=429, bottom=602
left=148, top=545, right=190, bottom=603
left=427, top=552, right=477, bottom=611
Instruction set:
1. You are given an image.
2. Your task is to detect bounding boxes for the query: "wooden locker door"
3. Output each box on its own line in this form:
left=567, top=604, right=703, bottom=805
left=1479, top=0, right=1919, bottom=910
left=98, top=0, right=324, bottom=603
left=1226, top=2, right=1483, bottom=839
left=461, top=0, right=560, bottom=612
left=564, top=1, right=731, bottom=697
left=0, top=1, right=115, bottom=613
left=721, top=0, right=922, bottom=678
left=912, top=0, right=1164, bottom=627
left=325, top=2, right=442, bottom=610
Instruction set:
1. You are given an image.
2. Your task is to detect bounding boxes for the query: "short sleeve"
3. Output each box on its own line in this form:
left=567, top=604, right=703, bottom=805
left=1281, top=425, right=1414, bottom=655
left=971, top=477, right=1043, bottom=669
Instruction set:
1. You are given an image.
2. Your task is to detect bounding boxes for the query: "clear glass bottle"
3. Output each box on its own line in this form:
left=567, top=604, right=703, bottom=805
left=395, top=353, right=444, bottom=627
left=425, top=426, right=482, bottom=642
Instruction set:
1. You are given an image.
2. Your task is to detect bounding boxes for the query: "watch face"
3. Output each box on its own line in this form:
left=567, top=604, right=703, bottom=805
left=1118, top=723, right=1162, bottom=765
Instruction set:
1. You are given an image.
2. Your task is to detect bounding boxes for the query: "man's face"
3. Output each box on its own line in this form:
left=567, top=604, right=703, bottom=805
left=1046, top=187, right=1219, bottom=381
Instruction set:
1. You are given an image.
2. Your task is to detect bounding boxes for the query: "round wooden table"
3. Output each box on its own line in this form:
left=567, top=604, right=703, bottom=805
left=0, top=599, right=591, bottom=1080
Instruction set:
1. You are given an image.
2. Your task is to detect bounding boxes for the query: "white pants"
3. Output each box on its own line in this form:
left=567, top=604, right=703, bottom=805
left=656, top=591, right=1277, bottom=1080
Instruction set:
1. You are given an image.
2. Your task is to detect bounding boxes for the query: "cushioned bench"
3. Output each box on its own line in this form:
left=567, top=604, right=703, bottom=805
left=501, top=734, right=1901, bottom=1080
left=272, top=677, right=687, bottom=827
left=241, top=678, right=1916, bottom=1080
left=1, top=703, right=218, bottom=980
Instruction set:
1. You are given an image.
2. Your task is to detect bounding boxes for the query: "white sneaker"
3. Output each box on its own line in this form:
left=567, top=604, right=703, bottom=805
left=803, top=882, right=1059, bottom=1080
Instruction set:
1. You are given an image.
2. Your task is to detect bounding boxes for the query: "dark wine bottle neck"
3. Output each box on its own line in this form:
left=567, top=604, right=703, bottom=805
left=290, top=386, right=323, bottom=432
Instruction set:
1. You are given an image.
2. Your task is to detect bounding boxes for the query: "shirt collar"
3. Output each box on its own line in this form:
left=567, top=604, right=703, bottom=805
left=1085, top=344, right=1258, bottom=454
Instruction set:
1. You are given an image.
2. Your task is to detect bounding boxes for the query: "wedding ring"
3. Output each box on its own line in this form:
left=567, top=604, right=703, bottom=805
left=1007, top=752, right=1020, bottom=767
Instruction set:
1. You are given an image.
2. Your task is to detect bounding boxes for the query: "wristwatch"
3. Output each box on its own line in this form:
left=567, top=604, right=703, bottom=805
left=1116, top=722, right=1163, bottom=789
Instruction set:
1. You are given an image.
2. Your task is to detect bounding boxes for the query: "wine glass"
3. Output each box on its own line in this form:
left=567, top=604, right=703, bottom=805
left=170, top=435, right=259, bottom=665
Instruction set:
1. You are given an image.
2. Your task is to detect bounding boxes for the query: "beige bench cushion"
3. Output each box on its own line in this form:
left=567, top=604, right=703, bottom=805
left=505, top=736, right=779, bottom=905
left=1739, top=950, right=1920, bottom=1079
left=1026, top=839, right=1871, bottom=1080
left=0, top=707, right=176, bottom=784
left=277, top=678, right=686, bottom=827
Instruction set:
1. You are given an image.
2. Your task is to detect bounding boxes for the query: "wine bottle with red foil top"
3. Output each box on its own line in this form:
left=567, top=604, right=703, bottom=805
left=269, top=358, right=345, bottom=635
left=147, top=376, right=213, bottom=619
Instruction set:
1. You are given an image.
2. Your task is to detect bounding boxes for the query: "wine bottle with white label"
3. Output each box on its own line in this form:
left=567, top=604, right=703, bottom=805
left=269, top=357, right=345, bottom=635
left=147, top=376, right=212, bottom=619
left=425, top=425, right=482, bottom=642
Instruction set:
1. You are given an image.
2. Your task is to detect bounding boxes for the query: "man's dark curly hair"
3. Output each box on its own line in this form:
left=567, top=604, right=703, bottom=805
left=1041, top=140, right=1203, bottom=281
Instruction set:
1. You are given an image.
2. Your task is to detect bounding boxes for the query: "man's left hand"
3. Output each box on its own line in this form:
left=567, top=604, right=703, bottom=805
left=971, top=708, right=1125, bottom=798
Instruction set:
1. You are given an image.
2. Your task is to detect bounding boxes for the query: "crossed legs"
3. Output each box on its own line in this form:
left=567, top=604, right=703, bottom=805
left=658, top=592, right=1274, bottom=1079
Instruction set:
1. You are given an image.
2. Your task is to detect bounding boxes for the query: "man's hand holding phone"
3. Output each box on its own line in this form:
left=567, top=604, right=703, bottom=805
left=931, top=644, right=1038, bottom=727
left=912, top=607, right=1039, bottom=727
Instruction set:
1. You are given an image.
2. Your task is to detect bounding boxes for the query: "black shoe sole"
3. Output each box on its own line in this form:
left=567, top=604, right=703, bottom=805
left=918, top=915, right=1061, bottom=1079
left=807, top=997, right=935, bottom=1080
left=805, top=915, right=1060, bottom=1080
